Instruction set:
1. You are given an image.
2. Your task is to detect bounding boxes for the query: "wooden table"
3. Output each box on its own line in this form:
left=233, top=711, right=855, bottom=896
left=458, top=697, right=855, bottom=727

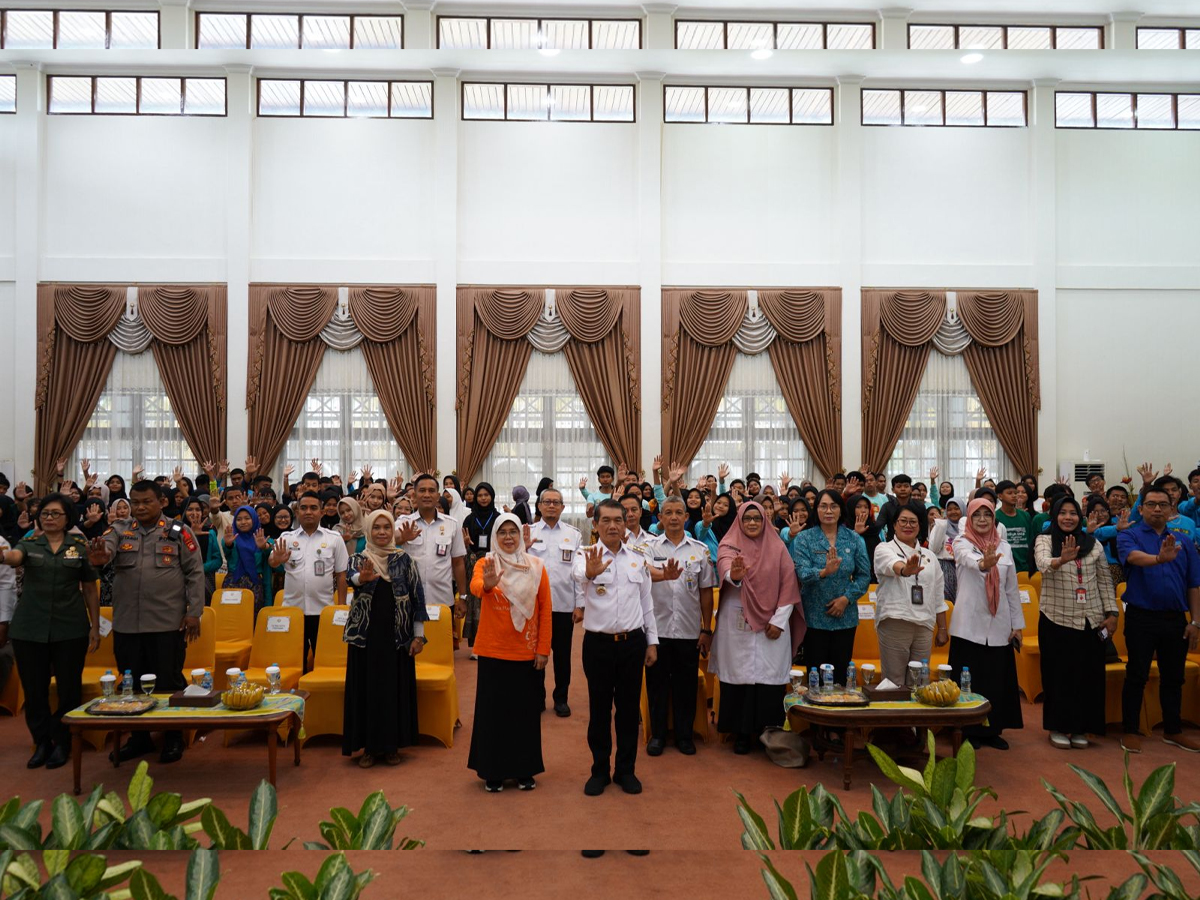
left=785, top=693, right=992, bottom=790
left=65, top=693, right=307, bottom=795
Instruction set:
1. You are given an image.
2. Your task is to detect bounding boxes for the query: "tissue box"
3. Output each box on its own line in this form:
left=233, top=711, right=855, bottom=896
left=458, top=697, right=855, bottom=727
left=864, top=684, right=912, bottom=702
left=168, top=689, right=221, bottom=708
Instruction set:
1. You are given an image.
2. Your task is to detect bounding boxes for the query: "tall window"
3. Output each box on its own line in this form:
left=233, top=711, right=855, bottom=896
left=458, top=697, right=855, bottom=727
left=284, top=347, right=406, bottom=482
left=70, top=350, right=197, bottom=480
left=478, top=352, right=607, bottom=523
left=888, top=352, right=1011, bottom=488
left=691, top=353, right=810, bottom=485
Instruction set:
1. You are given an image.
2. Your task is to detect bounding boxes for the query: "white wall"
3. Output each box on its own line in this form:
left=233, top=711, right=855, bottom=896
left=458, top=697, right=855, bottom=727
left=0, top=123, right=16, bottom=269
left=0, top=281, right=17, bottom=478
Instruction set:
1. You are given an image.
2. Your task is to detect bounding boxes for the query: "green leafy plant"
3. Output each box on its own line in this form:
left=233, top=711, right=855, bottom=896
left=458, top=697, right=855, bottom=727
left=125, top=849, right=219, bottom=900
left=200, top=781, right=277, bottom=850
left=1, top=847, right=142, bottom=900
left=1115, top=850, right=1200, bottom=900
left=268, top=852, right=376, bottom=900
left=303, top=792, right=423, bottom=851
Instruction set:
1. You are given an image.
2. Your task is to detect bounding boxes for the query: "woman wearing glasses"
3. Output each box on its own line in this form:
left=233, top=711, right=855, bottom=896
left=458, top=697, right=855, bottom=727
left=0, top=493, right=101, bottom=770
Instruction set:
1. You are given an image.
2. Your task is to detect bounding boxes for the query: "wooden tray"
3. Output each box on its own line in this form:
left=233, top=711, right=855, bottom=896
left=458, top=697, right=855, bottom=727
left=86, top=698, right=157, bottom=716
left=804, top=690, right=870, bottom=708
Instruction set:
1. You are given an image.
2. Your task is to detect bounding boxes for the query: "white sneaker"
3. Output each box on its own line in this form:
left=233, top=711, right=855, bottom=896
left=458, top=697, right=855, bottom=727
left=1049, top=732, right=1071, bottom=749
left=1069, top=734, right=1089, bottom=749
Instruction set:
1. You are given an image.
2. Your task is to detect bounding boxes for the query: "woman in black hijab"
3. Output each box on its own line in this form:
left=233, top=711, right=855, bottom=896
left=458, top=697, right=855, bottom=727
left=79, top=498, right=108, bottom=540
left=105, top=475, right=127, bottom=502
left=682, top=487, right=705, bottom=535
left=844, top=493, right=881, bottom=582
left=463, top=482, right=500, bottom=656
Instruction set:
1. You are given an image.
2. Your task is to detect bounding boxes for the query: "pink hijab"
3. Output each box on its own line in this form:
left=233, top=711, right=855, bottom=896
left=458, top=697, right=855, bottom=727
left=960, top=497, right=1001, bottom=616
left=717, top=501, right=806, bottom=654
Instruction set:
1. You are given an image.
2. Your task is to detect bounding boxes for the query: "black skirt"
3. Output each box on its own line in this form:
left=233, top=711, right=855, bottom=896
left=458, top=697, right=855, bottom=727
left=948, top=636, right=1023, bottom=736
left=342, top=585, right=419, bottom=757
left=1038, top=612, right=1107, bottom=736
left=467, top=656, right=544, bottom=781
left=716, top=681, right=786, bottom=737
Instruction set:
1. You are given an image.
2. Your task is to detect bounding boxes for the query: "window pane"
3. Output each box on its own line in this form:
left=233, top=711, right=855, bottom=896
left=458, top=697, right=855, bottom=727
left=904, top=90, right=943, bottom=126
left=909, top=25, right=954, bottom=50
left=5, top=10, right=53, bottom=49
left=111, top=12, right=159, bottom=50
left=303, top=81, right=346, bottom=118
left=251, top=15, right=300, bottom=49
left=347, top=81, right=388, bottom=118
left=140, top=78, right=182, bottom=115
left=593, top=85, right=634, bottom=122
left=750, top=87, right=790, bottom=124
left=1055, top=92, right=1094, bottom=127
left=863, top=89, right=901, bottom=125
left=184, top=79, right=225, bottom=116
left=986, top=92, right=1026, bottom=127
left=1188, top=30, right=1200, bottom=50
left=302, top=16, right=350, bottom=50
left=1179, top=95, right=1200, bottom=129
left=491, top=19, right=539, bottom=49
left=592, top=21, right=640, bottom=50
left=353, top=16, right=402, bottom=49
left=462, top=83, right=505, bottom=119
left=1138, top=28, right=1181, bottom=49
left=959, top=26, right=1003, bottom=50
left=792, top=88, right=832, bottom=125
left=945, top=91, right=984, bottom=126
left=827, top=23, right=873, bottom=49
left=1056, top=27, right=1101, bottom=50
left=727, top=22, right=775, bottom=50
left=439, top=17, right=486, bottom=49
left=0, top=76, right=15, bottom=114
left=197, top=13, right=246, bottom=49
left=390, top=82, right=432, bottom=118
left=507, top=84, right=548, bottom=120
left=677, top=21, right=724, bottom=49
left=1096, top=93, right=1134, bottom=128
left=57, top=11, right=107, bottom=49
left=541, top=20, right=589, bottom=50
left=95, top=78, right=137, bottom=114
left=776, top=23, right=822, bottom=49
left=50, top=77, right=93, bottom=114
left=259, top=80, right=301, bottom=117
left=1007, top=27, right=1051, bottom=50
left=1136, top=93, right=1174, bottom=129
left=664, top=86, right=705, bottom=122
left=707, top=87, right=748, bottom=123
left=550, top=84, right=591, bottom=121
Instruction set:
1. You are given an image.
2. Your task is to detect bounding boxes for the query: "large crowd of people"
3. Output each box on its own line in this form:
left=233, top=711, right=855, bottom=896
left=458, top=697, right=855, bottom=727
left=0, top=454, right=1197, bottom=792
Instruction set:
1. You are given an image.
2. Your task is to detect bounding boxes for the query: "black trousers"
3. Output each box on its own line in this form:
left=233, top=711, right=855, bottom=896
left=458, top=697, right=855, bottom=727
left=645, top=636, right=699, bottom=742
left=539, top=611, right=575, bottom=706
left=114, top=630, right=187, bottom=745
left=582, top=629, right=646, bottom=779
left=1122, top=606, right=1189, bottom=735
left=801, top=626, right=857, bottom=684
left=11, top=636, right=88, bottom=747
left=304, top=615, right=321, bottom=672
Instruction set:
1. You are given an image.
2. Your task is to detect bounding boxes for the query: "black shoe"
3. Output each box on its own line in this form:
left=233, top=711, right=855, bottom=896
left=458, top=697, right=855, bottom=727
left=676, top=738, right=697, bottom=756
left=733, top=736, right=751, bottom=755
left=110, top=735, right=154, bottom=764
left=484, top=781, right=504, bottom=793
left=627, top=850, right=650, bottom=856
left=554, top=703, right=571, bottom=718
left=646, top=738, right=665, bottom=757
left=45, top=743, right=70, bottom=770
left=27, top=741, right=53, bottom=769
left=984, top=736, right=1010, bottom=751
left=968, top=737, right=984, bottom=750
left=159, top=740, right=184, bottom=764
left=614, top=773, right=642, bottom=795
left=584, top=775, right=611, bottom=796
left=581, top=850, right=605, bottom=858
left=517, top=777, right=536, bottom=791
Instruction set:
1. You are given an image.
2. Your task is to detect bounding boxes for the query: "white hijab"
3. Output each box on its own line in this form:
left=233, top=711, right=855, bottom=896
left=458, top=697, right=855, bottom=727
left=444, top=488, right=468, bottom=525
left=489, top=512, right=543, bottom=634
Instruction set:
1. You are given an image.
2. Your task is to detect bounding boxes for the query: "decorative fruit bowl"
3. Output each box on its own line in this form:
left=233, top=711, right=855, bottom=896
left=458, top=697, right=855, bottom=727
left=221, top=682, right=266, bottom=710
left=912, top=680, right=961, bottom=707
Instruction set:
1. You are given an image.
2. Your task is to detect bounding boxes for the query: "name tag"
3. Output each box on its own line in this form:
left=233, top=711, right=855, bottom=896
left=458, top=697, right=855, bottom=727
left=1020, top=590, right=1031, bottom=605
left=220, top=590, right=242, bottom=605
left=477, top=535, right=488, bottom=550
left=266, top=616, right=290, bottom=633
left=1075, top=587, right=1088, bottom=605
left=869, top=591, right=878, bottom=604
left=98, top=616, right=112, bottom=638
left=911, top=585, right=924, bottom=606
left=332, top=609, right=349, bottom=627
left=561, top=548, right=574, bottom=563
left=425, top=605, right=441, bottom=621
left=436, top=543, right=448, bottom=557
left=857, top=603, right=875, bottom=620
left=314, top=559, right=331, bottom=577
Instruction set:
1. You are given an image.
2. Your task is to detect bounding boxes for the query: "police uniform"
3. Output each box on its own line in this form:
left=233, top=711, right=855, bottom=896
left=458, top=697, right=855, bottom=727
left=527, top=518, right=582, bottom=711
left=646, top=532, right=717, bottom=748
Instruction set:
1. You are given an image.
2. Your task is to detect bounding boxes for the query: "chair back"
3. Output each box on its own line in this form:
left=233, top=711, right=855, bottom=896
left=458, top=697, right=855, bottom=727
left=851, top=608, right=878, bottom=662
left=1112, top=601, right=1128, bottom=657
left=88, top=606, right=118, bottom=670
left=313, top=605, right=351, bottom=669
left=1018, top=584, right=1040, bottom=632
left=249, top=607, right=305, bottom=671
left=273, top=590, right=285, bottom=607
left=183, top=607, right=217, bottom=673
left=212, top=588, right=254, bottom=644
left=420, top=607, right=454, bottom=668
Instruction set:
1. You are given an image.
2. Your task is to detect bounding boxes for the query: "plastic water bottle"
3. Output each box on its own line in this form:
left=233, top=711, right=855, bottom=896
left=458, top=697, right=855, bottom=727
left=920, top=659, right=930, bottom=688
left=960, top=667, right=972, bottom=695
left=821, top=663, right=834, bottom=695
left=808, top=666, right=820, bottom=696
left=201, top=670, right=213, bottom=692
left=121, top=670, right=133, bottom=701
left=101, top=670, right=115, bottom=699
left=846, top=661, right=857, bottom=692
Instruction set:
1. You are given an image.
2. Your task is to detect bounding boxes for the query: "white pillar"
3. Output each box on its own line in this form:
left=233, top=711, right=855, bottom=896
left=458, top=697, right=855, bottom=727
left=878, top=8, right=912, bottom=50
left=224, top=67, right=252, bottom=467
left=405, top=2, right=434, bottom=50
left=9, top=64, right=44, bottom=481
left=158, top=0, right=191, bottom=50
left=432, top=70, right=459, bottom=477
left=835, top=77, right=865, bottom=477
left=636, top=72, right=664, bottom=472
left=642, top=4, right=677, bottom=50
left=1108, top=12, right=1142, bottom=50
left=1031, top=79, right=1059, bottom=481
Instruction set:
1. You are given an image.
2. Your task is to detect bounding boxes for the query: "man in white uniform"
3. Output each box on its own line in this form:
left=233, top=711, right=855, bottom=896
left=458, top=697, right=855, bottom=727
left=525, top=487, right=581, bottom=717
left=396, top=474, right=467, bottom=617
left=620, top=493, right=653, bottom=556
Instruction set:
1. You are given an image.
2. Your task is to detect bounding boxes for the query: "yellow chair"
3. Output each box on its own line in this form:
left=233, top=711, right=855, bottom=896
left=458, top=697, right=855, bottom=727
left=297, top=605, right=351, bottom=746
left=0, top=659, right=23, bottom=716
left=930, top=602, right=953, bottom=669
left=215, top=572, right=225, bottom=590
left=1015, top=585, right=1043, bottom=701
left=243, top=607, right=305, bottom=691
left=416, top=609, right=458, bottom=748
left=213, top=588, right=254, bottom=688
left=639, top=668, right=710, bottom=744
left=1030, top=571, right=1042, bottom=595
left=1017, top=571, right=1031, bottom=585
left=273, top=590, right=284, bottom=607
left=1105, top=599, right=1152, bottom=732
left=183, top=607, right=217, bottom=676
left=851, top=603, right=880, bottom=675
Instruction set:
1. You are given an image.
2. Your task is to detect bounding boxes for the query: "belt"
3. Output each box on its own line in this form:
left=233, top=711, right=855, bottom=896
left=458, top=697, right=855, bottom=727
left=589, top=627, right=644, bottom=642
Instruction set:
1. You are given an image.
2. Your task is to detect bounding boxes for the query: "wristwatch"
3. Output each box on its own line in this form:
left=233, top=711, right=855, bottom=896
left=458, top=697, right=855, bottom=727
left=415, top=635, right=429, bottom=645
left=700, top=628, right=713, bottom=636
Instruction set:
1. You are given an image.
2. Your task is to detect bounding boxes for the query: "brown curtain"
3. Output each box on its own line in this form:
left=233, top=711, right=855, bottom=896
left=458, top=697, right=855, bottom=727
left=455, top=288, right=545, bottom=484
left=246, top=286, right=338, bottom=472
left=348, top=286, right=437, bottom=474
left=557, top=288, right=641, bottom=468
left=957, top=291, right=1040, bottom=475
left=661, top=289, right=748, bottom=467
left=861, top=290, right=947, bottom=473
left=34, top=285, right=127, bottom=489
left=759, top=289, right=843, bottom=480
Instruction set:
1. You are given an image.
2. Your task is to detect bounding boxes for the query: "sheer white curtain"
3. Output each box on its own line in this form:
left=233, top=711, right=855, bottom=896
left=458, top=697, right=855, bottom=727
left=69, top=350, right=198, bottom=481
left=478, top=351, right=607, bottom=524
left=284, top=347, right=407, bottom=481
left=888, top=350, right=1012, bottom=490
left=690, top=352, right=810, bottom=485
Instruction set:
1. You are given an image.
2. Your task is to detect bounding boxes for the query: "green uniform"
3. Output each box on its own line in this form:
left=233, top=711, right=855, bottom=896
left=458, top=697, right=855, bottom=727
left=8, top=533, right=97, bottom=643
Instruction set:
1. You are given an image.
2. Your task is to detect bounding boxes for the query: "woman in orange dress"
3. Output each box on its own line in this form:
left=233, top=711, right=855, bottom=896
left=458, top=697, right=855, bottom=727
left=467, top=512, right=552, bottom=793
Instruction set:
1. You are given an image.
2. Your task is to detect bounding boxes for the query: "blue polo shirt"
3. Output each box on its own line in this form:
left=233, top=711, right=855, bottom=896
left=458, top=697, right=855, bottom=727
left=1117, top=522, right=1200, bottom=613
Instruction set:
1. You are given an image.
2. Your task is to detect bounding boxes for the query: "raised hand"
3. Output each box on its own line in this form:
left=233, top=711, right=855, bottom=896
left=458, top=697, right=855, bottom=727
left=80, top=457, right=91, bottom=476
left=218, top=459, right=230, bottom=477
left=87, top=537, right=112, bottom=567
left=617, top=462, right=629, bottom=480
left=1087, top=509, right=1108, bottom=535
left=717, top=463, right=730, bottom=481
left=846, top=474, right=863, bottom=493
left=311, top=458, right=323, bottom=475
left=980, top=543, right=1001, bottom=570
left=56, top=457, right=66, bottom=477
left=821, top=545, right=841, bottom=577
left=787, top=509, right=804, bottom=534
left=84, top=504, right=103, bottom=526
left=202, top=460, right=217, bottom=478
left=702, top=499, right=714, bottom=528
left=482, top=555, right=502, bottom=592
left=583, top=544, right=612, bottom=580
left=347, top=469, right=358, bottom=484
left=652, top=454, right=663, bottom=474
left=84, top=472, right=98, bottom=489
left=1158, top=534, right=1179, bottom=564
left=1117, top=509, right=1131, bottom=531
left=780, top=471, right=791, bottom=489
left=661, top=558, right=683, bottom=581
left=522, top=523, right=533, bottom=551
left=578, top=476, right=588, bottom=491
left=388, top=476, right=402, bottom=500
left=900, top=552, right=923, bottom=577
left=283, top=463, right=295, bottom=481
left=14, top=481, right=28, bottom=501
left=729, top=554, right=747, bottom=582
left=668, top=462, right=686, bottom=486
left=929, top=466, right=939, bottom=483
left=254, top=528, right=268, bottom=551
left=331, top=474, right=343, bottom=487
left=360, top=464, right=373, bottom=481
left=854, top=507, right=869, bottom=534
left=224, top=528, right=235, bottom=547
left=269, top=539, right=291, bottom=568
left=1055, top=474, right=1068, bottom=486
left=1059, top=535, right=1079, bottom=563
left=1164, top=462, right=1174, bottom=477
left=1137, top=462, right=1157, bottom=485
left=132, top=464, right=145, bottom=482
left=395, top=519, right=420, bottom=545
left=975, top=467, right=987, bottom=484
left=245, top=455, right=259, bottom=477
left=172, top=465, right=183, bottom=484
left=358, top=557, right=378, bottom=584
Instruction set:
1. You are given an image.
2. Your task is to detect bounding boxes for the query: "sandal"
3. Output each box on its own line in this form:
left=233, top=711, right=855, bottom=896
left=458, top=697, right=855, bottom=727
left=358, top=753, right=377, bottom=769
left=385, top=752, right=403, bottom=766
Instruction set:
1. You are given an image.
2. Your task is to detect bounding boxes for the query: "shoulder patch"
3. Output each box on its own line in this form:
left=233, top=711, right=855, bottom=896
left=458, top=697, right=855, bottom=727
left=182, top=530, right=198, bottom=553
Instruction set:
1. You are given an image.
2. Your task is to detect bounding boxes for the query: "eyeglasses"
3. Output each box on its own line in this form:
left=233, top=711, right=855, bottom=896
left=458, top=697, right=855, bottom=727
left=741, top=515, right=764, bottom=523
left=40, top=510, right=66, bottom=519
left=1143, top=501, right=1171, bottom=509
left=540, top=499, right=563, bottom=506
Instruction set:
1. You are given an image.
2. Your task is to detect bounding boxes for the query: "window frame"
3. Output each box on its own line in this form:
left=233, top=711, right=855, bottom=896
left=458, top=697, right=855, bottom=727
left=663, top=84, right=834, bottom=126
left=460, top=81, right=636, bottom=123
left=1054, top=90, right=1200, bottom=130
left=907, top=22, right=1104, bottom=50
left=436, top=15, right=642, bottom=50
left=255, top=78, right=434, bottom=119
left=861, top=88, right=1029, bottom=128
left=195, top=11, right=403, bottom=50
left=674, top=19, right=875, bottom=50
left=0, top=75, right=16, bottom=114
left=47, top=75, right=227, bottom=117
left=1135, top=26, right=1200, bottom=50
left=1, top=8, right=161, bottom=49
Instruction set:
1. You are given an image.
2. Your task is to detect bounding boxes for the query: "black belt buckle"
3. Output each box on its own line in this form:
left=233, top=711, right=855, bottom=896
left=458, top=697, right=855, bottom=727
left=613, top=631, right=629, bottom=642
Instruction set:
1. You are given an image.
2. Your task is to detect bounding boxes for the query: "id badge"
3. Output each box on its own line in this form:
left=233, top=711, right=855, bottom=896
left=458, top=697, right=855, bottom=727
left=314, top=559, right=330, bottom=577
left=561, top=548, right=574, bottom=563
left=478, top=535, right=488, bottom=551
left=686, top=575, right=697, bottom=592
left=911, top=584, right=924, bottom=606
left=735, top=611, right=748, bottom=632
left=436, top=543, right=448, bottom=558
left=1075, top=587, right=1088, bottom=604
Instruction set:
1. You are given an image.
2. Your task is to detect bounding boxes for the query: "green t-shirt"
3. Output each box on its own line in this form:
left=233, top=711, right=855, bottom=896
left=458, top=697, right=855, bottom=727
left=996, top=507, right=1033, bottom=572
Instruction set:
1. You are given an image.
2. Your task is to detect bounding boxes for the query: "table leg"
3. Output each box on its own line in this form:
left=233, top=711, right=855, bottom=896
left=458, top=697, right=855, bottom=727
left=951, top=728, right=962, bottom=755
left=292, top=716, right=301, bottom=767
left=72, top=732, right=82, bottom=795
left=842, top=728, right=855, bottom=790
left=267, top=726, right=278, bottom=787
left=111, top=729, right=122, bottom=768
